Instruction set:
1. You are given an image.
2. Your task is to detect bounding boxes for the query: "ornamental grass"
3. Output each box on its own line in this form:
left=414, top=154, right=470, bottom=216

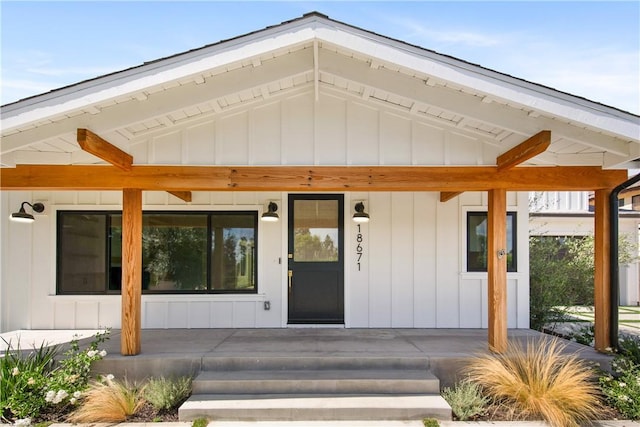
left=465, top=337, right=602, bottom=427
left=67, top=376, right=144, bottom=423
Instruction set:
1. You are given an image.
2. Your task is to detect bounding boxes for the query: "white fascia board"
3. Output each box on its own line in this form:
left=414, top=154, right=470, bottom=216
left=314, top=24, right=640, bottom=142
left=1, top=24, right=318, bottom=133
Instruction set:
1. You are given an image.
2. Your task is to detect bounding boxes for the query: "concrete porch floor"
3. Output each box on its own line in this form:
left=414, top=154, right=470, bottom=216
left=86, top=328, right=613, bottom=387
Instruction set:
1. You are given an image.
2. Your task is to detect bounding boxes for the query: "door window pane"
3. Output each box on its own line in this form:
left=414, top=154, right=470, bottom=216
left=143, top=214, right=208, bottom=291
left=211, top=214, right=257, bottom=291
left=293, top=200, right=339, bottom=262
left=58, top=213, right=107, bottom=293
left=467, top=212, right=517, bottom=272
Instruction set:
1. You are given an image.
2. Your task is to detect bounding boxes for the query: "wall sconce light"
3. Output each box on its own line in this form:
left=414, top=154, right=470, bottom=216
left=261, top=201, right=279, bottom=222
left=10, top=201, right=45, bottom=223
left=352, top=201, right=370, bottom=223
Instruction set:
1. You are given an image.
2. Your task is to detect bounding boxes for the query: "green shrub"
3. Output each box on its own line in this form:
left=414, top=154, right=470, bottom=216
left=442, top=379, right=488, bottom=420
left=422, top=418, right=439, bottom=427
left=600, top=334, right=640, bottom=420
left=566, top=324, right=595, bottom=347
left=143, top=376, right=192, bottom=412
left=618, top=334, right=640, bottom=366
left=192, top=417, right=209, bottom=427
left=0, top=330, right=110, bottom=421
left=1, top=339, right=59, bottom=420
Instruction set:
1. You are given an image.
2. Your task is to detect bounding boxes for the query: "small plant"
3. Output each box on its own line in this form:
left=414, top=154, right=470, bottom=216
left=618, top=333, right=640, bottom=366
left=466, top=337, right=602, bottom=427
left=422, top=418, right=439, bottom=427
left=566, top=324, right=595, bottom=347
left=600, top=334, right=640, bottom=420
left=1, top=330, right=110, bottom=421
left=143, top=376, right=192, bottom=412
left=192, top=417, right=209, bottom=427
left=442, top=379, right=488, bottom=420
left=67, top=375, right=144, bottom=423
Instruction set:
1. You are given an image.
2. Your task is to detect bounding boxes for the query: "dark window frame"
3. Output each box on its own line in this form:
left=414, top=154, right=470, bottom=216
left=466, top=211, right=517, bottom=273
left=57, top=210, right=258, bottom=295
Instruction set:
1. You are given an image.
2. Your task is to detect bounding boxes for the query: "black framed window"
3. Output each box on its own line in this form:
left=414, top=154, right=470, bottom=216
left=467, top=212, right=517, bottom=272
left=57, top=211, right=257, bottom=294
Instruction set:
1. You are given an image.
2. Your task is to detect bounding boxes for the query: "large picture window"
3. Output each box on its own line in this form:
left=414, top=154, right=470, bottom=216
left=57, top=211, right=257, bottom=294
left=467, top=212, right=517, bottom=272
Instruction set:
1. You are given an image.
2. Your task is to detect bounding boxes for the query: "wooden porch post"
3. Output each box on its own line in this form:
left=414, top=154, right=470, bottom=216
left=488, top=189, right=508, bottom=353
left=121, top=188, right=142, bottom=356
left=594, top=189, right=612, bottom=351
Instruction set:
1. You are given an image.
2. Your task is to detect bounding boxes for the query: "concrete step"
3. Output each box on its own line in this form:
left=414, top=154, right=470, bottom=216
left=179, top=393, right=452, bottom=421
left=192, top=369, right=440, bottom=394
left=201, top=355, right=430, bottom=371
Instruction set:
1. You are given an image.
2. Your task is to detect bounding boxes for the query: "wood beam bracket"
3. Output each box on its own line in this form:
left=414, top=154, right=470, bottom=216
left=77, top=128, right=133, bottom=171
left=497, top=130, right=551, bottom=171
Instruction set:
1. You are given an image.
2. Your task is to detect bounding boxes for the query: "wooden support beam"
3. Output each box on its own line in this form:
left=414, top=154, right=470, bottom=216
left=594, top=189, right=612, bottom=351
left=488, top=188, right=508, bottom=353
left=121, top=188, right=142, bottom=356
left=439, top=131, right=551, bottom=202
left=168, top=191, right=192, bottom=202
left=77, top=128, right=133, bottom=171
left=497, top=130, right=551, bottom=171
left=440, top=191, right=463, bottom=202
left=0, top=165, right=627, bottom=192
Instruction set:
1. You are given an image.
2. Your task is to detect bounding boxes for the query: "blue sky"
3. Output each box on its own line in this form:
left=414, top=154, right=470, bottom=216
left=1, top=1, right=639, bottom=114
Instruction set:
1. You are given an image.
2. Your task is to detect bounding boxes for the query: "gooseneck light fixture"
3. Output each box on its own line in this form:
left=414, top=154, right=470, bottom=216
left=11, top=201, right=45, bottom=223
left=261, top=201, right=279, bottom=222
left=352, top=201, right=370, bottom=223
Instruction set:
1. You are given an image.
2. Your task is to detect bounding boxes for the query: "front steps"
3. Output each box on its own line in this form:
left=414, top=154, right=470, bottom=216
left=179, top=356, right=452, bottom=421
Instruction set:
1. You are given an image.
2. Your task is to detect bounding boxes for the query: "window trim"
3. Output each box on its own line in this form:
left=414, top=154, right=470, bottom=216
left=56, top=210, right=259, bottom=295
left=466, top=211, right=517, bottom=273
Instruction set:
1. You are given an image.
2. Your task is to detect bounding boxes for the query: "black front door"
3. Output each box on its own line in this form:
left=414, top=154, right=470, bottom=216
left=288, top=194, right=344, bottom=324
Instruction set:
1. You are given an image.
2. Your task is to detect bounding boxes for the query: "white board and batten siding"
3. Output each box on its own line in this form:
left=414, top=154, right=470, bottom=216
left=1, top=89, right=530, bottom=331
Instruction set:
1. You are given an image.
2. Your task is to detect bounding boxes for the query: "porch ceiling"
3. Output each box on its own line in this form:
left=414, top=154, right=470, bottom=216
left=1, top=14, right=638, bottom=170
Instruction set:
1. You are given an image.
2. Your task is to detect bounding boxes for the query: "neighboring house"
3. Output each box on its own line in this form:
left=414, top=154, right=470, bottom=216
left=1, top=13, right=638, bottom=354
left=530, top=190, right=640, bottom=307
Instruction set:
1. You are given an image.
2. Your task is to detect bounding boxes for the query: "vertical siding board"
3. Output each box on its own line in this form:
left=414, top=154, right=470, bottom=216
left=233, top=301, right=257, bottom=327
left=349, top=192, right=370, bottom=327
left=7, top=192, right=32, bottom=330
left=412, top=122, right=445, bottom=165
left=435, top=198, right=460, bottom=327
left=368, top=192, right=392, bottom=327
left=217, top=112, right=249, bottom=165
left=252, top=103, right=282, bottom=165
left=316, top=95, right=347, bottom=165
left=152, top=132, right=182, bottom=164
left=460, top=279, right=483, bottom=327
left=282, top=94, right=314, bottom=164
left=168, top=302, right=189, bottom=328
left=75, top=302, right=100, bottom=329
left=144, top=302, right=168, bottom=329
left=413, top=193, right=437, bottom=327
left=211, top=302, right=234, bottom=328
left=380, top=113, right=411, bottom=165
left=449, top=133, right=480, bottom=165
left=346, top=102, right=379, bottom=165
left=185, top=122, right=215, bottom=165
left=391, top=193, right=414, bottom=327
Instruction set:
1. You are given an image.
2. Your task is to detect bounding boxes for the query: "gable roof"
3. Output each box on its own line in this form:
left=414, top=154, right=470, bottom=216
left=2, top=12, right=639, bottom=169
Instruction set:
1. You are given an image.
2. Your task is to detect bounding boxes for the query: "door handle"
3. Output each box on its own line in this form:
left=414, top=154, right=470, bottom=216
left=288, top=270, right=293, bottom=292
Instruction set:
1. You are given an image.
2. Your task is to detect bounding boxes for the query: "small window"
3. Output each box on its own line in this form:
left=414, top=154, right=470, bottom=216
left=632, top=195, right=640, bottom=211
left=467, top=212, right=517, bottom=272
left=57, top=211, right=257, bottom=294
